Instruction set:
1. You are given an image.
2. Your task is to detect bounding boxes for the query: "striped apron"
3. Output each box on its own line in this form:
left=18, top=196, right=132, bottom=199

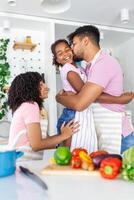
left=70, top=106, right=98, bottom=153
left=92, top=103, right=122, bottom=154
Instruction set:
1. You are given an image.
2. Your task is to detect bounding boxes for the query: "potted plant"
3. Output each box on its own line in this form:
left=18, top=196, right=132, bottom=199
left=0, top=38, right=10, bottom=120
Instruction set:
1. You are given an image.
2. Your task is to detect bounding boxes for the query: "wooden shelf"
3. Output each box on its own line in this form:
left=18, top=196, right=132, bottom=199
left=13, top=42, right=37, bottom=51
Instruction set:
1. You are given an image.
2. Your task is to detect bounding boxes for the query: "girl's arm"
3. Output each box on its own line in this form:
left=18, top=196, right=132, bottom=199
left=67, top=71, right=85, bottom=92
left=97, top=92, right=134, bottom=104
left=26, top=120, right=79, bottom=151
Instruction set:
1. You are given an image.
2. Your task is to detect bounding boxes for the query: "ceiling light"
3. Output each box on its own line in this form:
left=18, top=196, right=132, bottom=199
left=41, top=0, right=71, bottom=14
left=120, top=8, right=129, bottom=24
left=3, top=20, right=11, bottom=31
left=7, top=0, right=16, bottom=6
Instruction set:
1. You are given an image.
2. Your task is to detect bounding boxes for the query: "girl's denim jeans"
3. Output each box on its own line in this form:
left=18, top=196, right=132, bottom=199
left=57, top=108, right=75, bottom=134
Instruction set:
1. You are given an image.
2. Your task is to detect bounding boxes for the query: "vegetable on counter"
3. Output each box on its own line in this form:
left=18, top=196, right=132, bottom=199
left=121, top=168, right=134, bottom=181
left=51, top=146, right=134, bottom=181
left=122, top=146, right=134, bottom=168
left=72, top=148, right=87, bottom=157
left=99, top=157, right=122, bottom=179
left=79, top=151, right=94, bottom=171
left=81, top=161, right=95, bottom=171
left=79, top=151, right=92, bottom=164
left=54, top=146, right=72, bottom=165
left=70, top=148, right=95, bottom=171
left=90, top=150, right=108, bottom=158
left=71, top=156, right=82, bottom=169
left=121, top=146, right=134, bottom=181
left=49, top=157, right=56, bottom=165
left=92, top=154, right=122, bottom=169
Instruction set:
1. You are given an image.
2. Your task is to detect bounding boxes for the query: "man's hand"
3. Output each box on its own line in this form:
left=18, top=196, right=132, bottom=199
left=120, top=92, right=134, bottom=104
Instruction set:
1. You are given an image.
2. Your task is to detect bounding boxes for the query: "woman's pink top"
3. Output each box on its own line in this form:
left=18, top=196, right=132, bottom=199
left=8, top=102, right=40, bottom=147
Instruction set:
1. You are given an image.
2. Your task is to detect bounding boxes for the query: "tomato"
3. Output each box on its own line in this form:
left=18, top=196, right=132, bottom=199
left=72, top=148, right=88, bottom=157
left=90, top=150, right=108, bottom=158
left=71, top=156, right=82, bottom=169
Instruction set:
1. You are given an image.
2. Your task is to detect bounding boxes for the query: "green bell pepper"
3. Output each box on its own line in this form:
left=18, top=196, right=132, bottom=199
left=54, top=146, right=72, bottom=165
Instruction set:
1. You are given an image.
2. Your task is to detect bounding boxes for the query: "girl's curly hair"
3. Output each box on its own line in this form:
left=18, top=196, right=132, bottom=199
left=51, top=39, right=70, bottom=68
left=8, top=72, right=44, bottom=113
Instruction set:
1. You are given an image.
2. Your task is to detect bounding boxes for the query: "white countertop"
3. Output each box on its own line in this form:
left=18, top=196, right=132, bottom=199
left=0, top=150, right=134, bottom=200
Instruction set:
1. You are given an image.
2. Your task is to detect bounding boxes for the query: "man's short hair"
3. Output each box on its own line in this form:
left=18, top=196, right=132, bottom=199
left=67, top=25, right=100, bottom=47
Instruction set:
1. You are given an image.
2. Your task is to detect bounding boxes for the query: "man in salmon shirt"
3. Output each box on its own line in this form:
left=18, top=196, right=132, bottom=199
left=56, top=25, right=134, bottom=154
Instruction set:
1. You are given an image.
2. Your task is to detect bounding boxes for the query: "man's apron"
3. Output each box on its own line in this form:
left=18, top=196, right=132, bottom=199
left=92, top=103, right=122, bottom=154
left=70, top=106, right=98, bottom=153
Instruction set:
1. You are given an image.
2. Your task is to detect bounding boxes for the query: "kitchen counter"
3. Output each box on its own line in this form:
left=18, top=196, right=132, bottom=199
left=0, top=150, right=134, bottom=200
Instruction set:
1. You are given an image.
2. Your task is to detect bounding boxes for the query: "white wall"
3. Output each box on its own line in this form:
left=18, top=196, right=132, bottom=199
left=114, top=37, right=134, bottom=124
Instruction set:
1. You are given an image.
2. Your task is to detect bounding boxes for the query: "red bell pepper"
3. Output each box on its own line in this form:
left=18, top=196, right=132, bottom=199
left=71, top=156, right=82, bottom=169
left=99, top=157, right=122, bottom=179
left=72, top=148, right=87, bottom=157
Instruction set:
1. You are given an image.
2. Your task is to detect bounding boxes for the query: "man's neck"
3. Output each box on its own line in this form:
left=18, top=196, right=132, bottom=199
left=84, top=47, right=100, bottom=62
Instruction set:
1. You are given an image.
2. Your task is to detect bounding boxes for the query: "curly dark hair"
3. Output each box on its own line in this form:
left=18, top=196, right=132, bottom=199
left=8, top=72, right=44, bottom=113
left=67, top=25, right=100, bottom=47
left=51, top=39, right=70, bottom=68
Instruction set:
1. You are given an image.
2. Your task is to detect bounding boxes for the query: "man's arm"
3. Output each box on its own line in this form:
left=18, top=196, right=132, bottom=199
left=56, top=82, right=103, bottom=111
left=97, top=92, right=134, bottom=104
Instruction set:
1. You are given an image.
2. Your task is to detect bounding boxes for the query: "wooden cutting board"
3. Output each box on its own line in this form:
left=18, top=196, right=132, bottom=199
left=42, top=164, right=99, bottom=176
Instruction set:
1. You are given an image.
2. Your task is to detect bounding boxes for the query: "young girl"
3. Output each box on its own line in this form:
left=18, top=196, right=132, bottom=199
left=51, top=39, right=133, bottom=152
left=8, top=72, right=79, bottom=159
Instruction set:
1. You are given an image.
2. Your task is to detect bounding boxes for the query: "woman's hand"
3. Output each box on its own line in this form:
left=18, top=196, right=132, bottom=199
left=60, top=120, right=80, bottom=140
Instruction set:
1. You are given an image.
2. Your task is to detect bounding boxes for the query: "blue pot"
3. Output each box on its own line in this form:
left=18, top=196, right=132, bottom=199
left=0, top=150, right=24, bottom=177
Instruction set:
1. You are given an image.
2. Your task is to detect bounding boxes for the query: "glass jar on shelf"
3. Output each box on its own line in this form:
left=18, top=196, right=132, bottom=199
left=25, top=36, right=32, bottom=43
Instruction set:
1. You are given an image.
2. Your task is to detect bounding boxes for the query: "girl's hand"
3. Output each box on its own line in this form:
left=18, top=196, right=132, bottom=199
left=64, top=91, right=76, bottom=96
left=59, top=89, right=64, bottom=95
left=60, top=120, right=80, bottom=140
left=58, top=90, right=75, bottom=96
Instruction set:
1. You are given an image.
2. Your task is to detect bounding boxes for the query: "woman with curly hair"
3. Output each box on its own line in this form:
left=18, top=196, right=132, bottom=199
left=8, top=72, right=79, bottom=157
